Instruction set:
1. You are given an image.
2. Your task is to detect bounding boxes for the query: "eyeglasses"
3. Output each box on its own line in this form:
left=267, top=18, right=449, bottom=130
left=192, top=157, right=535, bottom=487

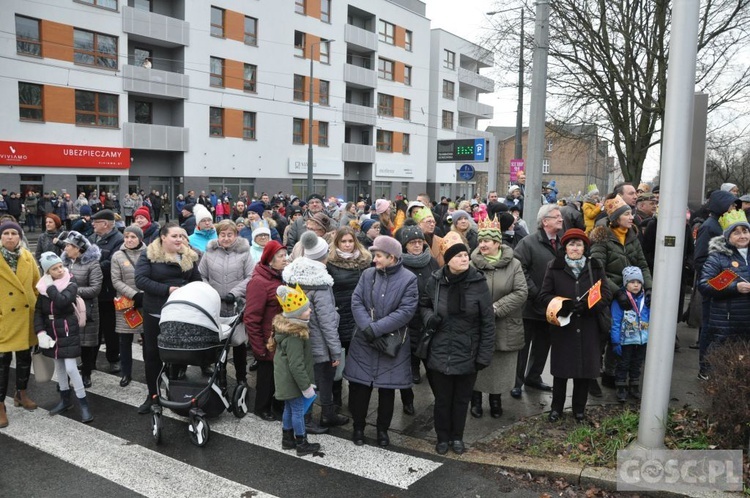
left=544, top=215, right=563, bottom=220
left=420, top=219, right=436, bottom=224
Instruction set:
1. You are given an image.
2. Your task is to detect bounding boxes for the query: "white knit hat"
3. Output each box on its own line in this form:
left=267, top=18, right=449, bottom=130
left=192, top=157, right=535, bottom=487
left=300, top=231, right=329, bottom=261
left=193, top=204, right=213, bottom=223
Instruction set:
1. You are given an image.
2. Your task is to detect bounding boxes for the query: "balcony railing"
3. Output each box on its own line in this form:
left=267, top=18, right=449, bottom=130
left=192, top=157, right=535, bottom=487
left=124, top=122, right=188, bottom=151
left=123, top=65, right=188, bottom=100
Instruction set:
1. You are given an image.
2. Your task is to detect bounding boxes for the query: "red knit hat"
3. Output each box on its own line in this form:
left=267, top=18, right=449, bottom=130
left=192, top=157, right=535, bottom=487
left=260, top=240, right=286, bottom=266
left=46, top=213, right=62, bottom=229
left=134, top=206, right=151, bottom=222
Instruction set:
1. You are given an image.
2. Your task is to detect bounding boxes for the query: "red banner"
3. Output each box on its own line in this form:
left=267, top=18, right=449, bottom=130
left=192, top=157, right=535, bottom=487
left=0, top=141, right=130, bottom=169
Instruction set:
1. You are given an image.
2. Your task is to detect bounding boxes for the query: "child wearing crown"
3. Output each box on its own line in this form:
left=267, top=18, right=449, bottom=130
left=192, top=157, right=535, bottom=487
left=269, top=284, right=321, bottom=456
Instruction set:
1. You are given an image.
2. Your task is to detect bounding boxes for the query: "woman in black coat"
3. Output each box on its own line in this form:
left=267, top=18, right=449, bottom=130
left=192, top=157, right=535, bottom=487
left=420, top=235, right=495, bottom=455
left=539, top=228, right=611, bottom=423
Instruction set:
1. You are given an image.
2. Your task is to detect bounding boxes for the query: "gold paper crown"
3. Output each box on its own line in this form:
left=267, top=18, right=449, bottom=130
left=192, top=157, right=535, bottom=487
left=276, top=284, right=309, bottom=314
left=719, top=209, right=749, bottom=231
left=477, top=215, right=501, bottom=231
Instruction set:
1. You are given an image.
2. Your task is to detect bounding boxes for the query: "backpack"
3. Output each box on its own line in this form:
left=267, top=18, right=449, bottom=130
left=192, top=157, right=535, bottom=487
left=73, top=297, right=88, bottom=327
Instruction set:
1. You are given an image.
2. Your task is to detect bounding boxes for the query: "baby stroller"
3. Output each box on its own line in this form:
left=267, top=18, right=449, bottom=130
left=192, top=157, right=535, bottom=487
left=150, top=282, right=248, bottom=447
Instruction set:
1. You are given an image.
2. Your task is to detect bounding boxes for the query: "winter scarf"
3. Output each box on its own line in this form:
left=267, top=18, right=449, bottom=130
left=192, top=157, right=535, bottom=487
left=612, top=226, right=629, bottom=245
left=335, top=248, right=361, bottom=260
left=1, top=245, right=21, bottom=272
left=36, top=269, right=72, bottom=296
left=401, top=246, right=432, bottom=268
left=444, top=266, right=469, bottom=314
left=565, top=255, right=587, bottom=277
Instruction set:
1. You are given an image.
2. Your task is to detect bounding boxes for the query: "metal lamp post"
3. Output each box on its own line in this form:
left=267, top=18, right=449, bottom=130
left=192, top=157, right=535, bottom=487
left=307, top=39, right=334, bottom=197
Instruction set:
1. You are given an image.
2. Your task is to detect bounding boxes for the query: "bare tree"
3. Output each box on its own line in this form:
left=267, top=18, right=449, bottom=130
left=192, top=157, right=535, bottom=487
left=705, top=131, right=750, bottom=193
left=486, top=0, right=750, bottom=183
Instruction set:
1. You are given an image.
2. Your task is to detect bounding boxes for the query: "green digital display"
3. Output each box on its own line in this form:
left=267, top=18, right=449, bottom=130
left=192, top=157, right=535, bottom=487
left=456, top=145, right=474, bottom=155
left=437, top=138, right=487, bottom=162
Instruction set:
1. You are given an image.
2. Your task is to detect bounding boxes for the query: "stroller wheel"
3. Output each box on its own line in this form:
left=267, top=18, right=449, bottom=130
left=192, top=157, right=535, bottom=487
left=188, top=415, right=210, bottom=447
left=151, top=412, right=162, bottom=444
left=232, top=382, right=249, bottom=418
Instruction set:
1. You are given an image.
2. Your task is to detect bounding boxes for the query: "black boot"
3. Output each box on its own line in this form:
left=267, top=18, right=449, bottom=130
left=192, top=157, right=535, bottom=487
left=320, top=404, right=349, bottom=427
left=588, top=379, right=603, bottom=397
left=616, top=386, right=628, bottom=403
left=489, top=394, right=503, bottom=418
left=304, top=412, right=329, bottom=434
left=78, top=395, right=94, bottom=423
left=295, top=435, right=321, bottom=456
left=469, top=390, right=483, bottom=418
left=629, top=384, right=641, bottom=400
left=281, top=429, right=295, bottom=450
left=49, top=390, right=73, bottom=416
left=332, top=380, right=343, bottom=408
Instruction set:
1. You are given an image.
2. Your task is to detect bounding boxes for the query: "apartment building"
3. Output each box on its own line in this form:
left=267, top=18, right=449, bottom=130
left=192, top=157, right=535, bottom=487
left=1, top=0, right=491, bottom=205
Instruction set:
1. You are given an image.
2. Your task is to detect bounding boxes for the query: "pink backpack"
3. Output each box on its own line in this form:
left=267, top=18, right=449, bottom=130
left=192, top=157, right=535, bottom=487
left=73, top=297, right=87, bottom=327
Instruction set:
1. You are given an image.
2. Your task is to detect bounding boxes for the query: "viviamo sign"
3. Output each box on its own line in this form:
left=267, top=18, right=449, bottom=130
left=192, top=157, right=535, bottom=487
left=0, top=141, right=130, bottom=169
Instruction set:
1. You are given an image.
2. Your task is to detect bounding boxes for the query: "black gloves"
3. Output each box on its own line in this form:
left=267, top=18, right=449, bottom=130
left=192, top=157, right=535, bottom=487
left=614, top=289, right=632, bottom=311
left=573, top=298, right=588, bottom=314
left=360, top=326, right=376, bottom=342
left=558, top=299, right=574, bottom=317
left=426, top=314, right=442, bottom=331
left=222, top=293, right=236, bottom=304
left=133, top=292, right=144, bottom=308
left=644, top=289, right=652, bottom=308
left=475, top=362, right=488, bottom=372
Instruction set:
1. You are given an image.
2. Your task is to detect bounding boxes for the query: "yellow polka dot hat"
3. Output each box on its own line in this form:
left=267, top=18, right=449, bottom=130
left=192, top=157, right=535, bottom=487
left=276, top=284, right=310, bottom=318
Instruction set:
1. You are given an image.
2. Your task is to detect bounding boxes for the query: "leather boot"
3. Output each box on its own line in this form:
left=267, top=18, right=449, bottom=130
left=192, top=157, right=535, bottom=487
left=489, top=394, right=503, bottom=418
left=281, top=429, right=295, bottom=450
left=320, top=404, right=349, bottom=427
left=14, top=390, right=37, bottom=411
left=0, top=403, right=7, bottom=428
left=78, top=395, right=94, bottom=423
left=304, top=412, right=329, bottom=434
left=50, top=390, right=73, bottom=416
left=469, top=390, right=483, bottom=418
left=295, top=435, right=321, bottom=456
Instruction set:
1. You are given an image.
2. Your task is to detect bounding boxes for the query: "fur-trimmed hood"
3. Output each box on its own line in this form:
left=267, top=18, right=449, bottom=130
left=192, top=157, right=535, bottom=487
left=588, top=225, right=610, bottom=244
left=326, top=247, right=372, bottom=270
left=205, top=236, right=250, bottom=254
left=61, top=243, right=101, bottom=265
left=708, top=235, right=736, bottom=257
left=272, top=314, right=309, bottom=339
left=282, top=256, right=334, bottom=287
left=146, top=238, right=199, bottom=272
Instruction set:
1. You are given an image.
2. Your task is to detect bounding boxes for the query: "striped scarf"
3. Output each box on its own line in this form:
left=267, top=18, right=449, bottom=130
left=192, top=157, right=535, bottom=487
left=1, top=246, right=21, bottom=273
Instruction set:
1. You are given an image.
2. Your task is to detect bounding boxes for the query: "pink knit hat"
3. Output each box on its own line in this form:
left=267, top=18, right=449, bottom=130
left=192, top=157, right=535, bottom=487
left=375, top=199, right=391, bottom=215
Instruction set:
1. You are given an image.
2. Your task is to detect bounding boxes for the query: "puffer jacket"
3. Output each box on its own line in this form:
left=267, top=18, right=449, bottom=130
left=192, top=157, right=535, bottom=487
left=344, top=261, right=418, bottom=389
left=199, top=237, right=255, bottom=316
left=698, top=235, right=750, bottom=342
left=272, top=314, right=314, bottom=401
left=589, top=225, right=652, bottom=294
left=582, top=202, right=600, bottom=234
left=111, top=243, right=146, bottom=334
left=401, top=246, right=440, bottom=334
left=244, top=263, right=283, bottom=361
left=470, top=245, right=527, bottom=352
left=134, top=239, right=202, bottom=315
left=188, top=228, right=217, bottom=253
left=326, top=248, right=372, bottom=344
left=35, top=229, right=62, bottom=261
left=282, top=257, right=341, bottom=363
left=90, top=227, right=124, bottom=301
left=610, top=289, right=649, bottom=346
left=420, top=266, right=495, bottom=375
left=61, top=245, right=102, bottom=347
left=142, top=222, right=161, bottom=245
left=695, top=190, right=738, bottom=272
left=34, top=273, right=80, bottom=359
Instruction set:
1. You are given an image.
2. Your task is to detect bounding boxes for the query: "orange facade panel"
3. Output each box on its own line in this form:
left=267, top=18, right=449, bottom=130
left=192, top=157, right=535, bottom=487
left=394, top=26, right=406, bottom=48
left=43, top=85, right=75, bottom=124
left=225, top=10, right=245, bottom=43
left=394, top=61, right=404, bottom=84
left=225, top=59, right=244, bottom=91
left=42, top=20, right=73, bottom=62
left=307, top=0, right=321, bottom=19
left=393, top=97, right=404, bottom=119
left=224, top=108, right=244, bottom=138
left=311, top=120, right=319, bottom=145
left=393, top=132, right=403, bottom=153
left=306, top=34, right=321, bottom=61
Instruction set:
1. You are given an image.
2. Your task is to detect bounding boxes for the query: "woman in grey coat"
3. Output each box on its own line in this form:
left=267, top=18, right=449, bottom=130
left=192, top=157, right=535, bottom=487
left=58, top=231, right=102, bottom=388
left=344, top=235, right=418, bottom=447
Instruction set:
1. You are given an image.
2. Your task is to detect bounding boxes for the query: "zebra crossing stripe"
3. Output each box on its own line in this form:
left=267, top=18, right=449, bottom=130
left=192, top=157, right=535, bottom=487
left=3, top=406, right=277, bottom=498
left=87, top=370, right=442, bottom=490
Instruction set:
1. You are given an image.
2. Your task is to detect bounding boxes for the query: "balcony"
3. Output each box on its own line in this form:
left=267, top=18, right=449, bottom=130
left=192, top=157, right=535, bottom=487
left=457, top=67, right=495, bottom=93
left=342, top=103, right=376, bottom=126
left=344, top=64, right=377, bottom=89
left=122, top=6, right=189, bottom=47
left=345, top=24, right=377, bottom=51
left=123, top=65, right=189, bottom=100
left=124, top=123, right=189, bottom=152
left=342, top=143, right=375, bottom=163
left=457, top=97, right=494, bottom=120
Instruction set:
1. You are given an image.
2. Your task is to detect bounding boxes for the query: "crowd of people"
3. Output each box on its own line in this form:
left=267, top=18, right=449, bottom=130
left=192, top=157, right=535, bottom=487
left=1, top=178, right=749, bottom=457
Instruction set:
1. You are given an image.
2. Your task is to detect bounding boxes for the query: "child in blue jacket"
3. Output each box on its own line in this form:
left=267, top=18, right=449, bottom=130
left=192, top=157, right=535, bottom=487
left=610, top=266, right=650, bottom=402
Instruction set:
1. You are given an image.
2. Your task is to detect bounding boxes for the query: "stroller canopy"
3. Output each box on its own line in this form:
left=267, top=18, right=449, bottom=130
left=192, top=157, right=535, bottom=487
left=159, top=282, right=229, bottom=336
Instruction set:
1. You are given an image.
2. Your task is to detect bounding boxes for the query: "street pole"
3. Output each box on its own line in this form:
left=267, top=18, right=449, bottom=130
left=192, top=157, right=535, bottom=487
left=523, top=0, right=549, bottom=226
left=634, top=0, right=700, bottom=450
left=515, top=8, right=524, bottom=160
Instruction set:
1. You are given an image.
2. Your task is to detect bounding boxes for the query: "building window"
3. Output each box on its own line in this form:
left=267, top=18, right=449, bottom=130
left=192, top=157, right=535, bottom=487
left=243, top=63, right=257, bottom=93
left=404, top=65, right=412, bottom=86
left=294, top=31, right=305, bottom=57
left=243, top=112, right=256, bottom=140
left=319, top=80, right=329, bottom=106
left=403, top=99, right=411, bottom=121
left=18, top=82, right=43, bottom=122
left=134, top=101, right=152, bottom=124
left=210, top=6, right=225, bottom=37
left=378, top=20, right=395, bottom=44
left=318, top=121, right=329, bottom=146
left=134, top=47, right=151, bottom=67
left=292, top=179, right=327, bottom=201
left=321, top=0, right=331, bottom=22
left=320, top=40, right=330, bottom=64
left=210, top=57, right=224, bottom=87
left=442, top=110, right=453, bottom=129
left=244, top=16, right=258, bottom=46
left=402, top=133, right=410, bottom=154
left=405, top=30, right=413, bottom=51
left=15, top=15, right=41, bottom=57
left=295, top=0, right=305, bottom=14
left=443, top=80, right=455, bottom=99
left=293, top=75, right=305, bottom=101
left=378, top=58, right=394, bottom=80
left=547, top=139, right=553, bottom=152
left=74, top=29, right=118, bottom=69
left=293, top=118, right=304, bottom=144
left=444, top=49, right=455, bottom=70
left=77, top=0, right=117, bottom=9
left=374, top=181, right=391, bottom=200
left=377, top=94, right=394, bottom=117
left=75, top=90, right=118, bottom=128
left=133, top=0, right=151, bottom=11
left=543, top=159, right=550, bottom=174
left=377, top=130, right=393, bottom=152
left=209, top=107, right=224, bottom=136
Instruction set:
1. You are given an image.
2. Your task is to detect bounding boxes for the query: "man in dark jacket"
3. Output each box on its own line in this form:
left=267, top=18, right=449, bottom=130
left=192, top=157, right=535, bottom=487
left=285, top=194, right=336, bottom=253
left=511, top=204, right=563, bottom=397
left=180, top=204, right=197, bottom=235
left=89, top=209, right=124, bottom=375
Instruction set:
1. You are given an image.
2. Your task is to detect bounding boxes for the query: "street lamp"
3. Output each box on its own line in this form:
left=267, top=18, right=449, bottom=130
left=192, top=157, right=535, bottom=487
left=308, top=39, right=334, bottom=196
